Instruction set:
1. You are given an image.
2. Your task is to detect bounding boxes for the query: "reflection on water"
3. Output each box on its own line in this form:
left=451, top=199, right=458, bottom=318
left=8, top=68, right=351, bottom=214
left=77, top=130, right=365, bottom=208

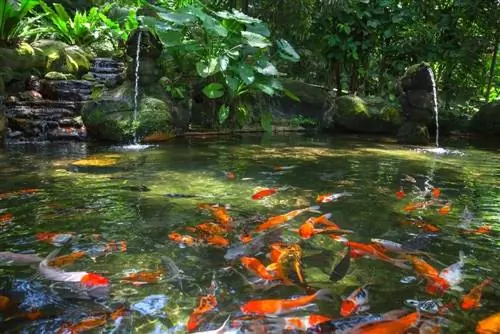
left=0, top=134, right=499, bottom=333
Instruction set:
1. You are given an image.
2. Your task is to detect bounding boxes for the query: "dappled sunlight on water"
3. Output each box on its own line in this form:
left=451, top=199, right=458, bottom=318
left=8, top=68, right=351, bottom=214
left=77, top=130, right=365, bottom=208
left=0, top=135, right=499, bottom=333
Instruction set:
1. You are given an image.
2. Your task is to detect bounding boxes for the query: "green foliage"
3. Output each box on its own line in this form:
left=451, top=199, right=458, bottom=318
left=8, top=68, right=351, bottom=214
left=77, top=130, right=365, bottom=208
left=0, top=0, right=41, bottom=45
left=142, top=3, right=299, bottom=130
left=28, top=2, right=137, bottom=46
left=289, top=114, right=317, bottom=128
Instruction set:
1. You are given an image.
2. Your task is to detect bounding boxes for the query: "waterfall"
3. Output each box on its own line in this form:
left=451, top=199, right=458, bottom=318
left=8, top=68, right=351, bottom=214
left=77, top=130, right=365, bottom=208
left=427, top=67, right=439, bottom=148
left=133, top=30, right=142, bottom=144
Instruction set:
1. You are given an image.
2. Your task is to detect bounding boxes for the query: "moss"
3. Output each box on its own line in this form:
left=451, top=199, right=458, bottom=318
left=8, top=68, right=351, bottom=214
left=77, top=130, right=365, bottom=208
left=44, top=72, right=76, bottom=80
left=136, top=97, right=172, bottom=137
left=397, top=122, right=430, bottom=145
left=404, top=61, right=431, bottom=76
left=336, top=95, right=369, bottom=116
left=83, top=108, right=135, bottom=142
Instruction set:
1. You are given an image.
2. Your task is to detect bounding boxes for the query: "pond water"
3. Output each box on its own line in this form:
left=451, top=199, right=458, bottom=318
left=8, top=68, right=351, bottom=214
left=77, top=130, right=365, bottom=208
left=0, top=134, right=499, bottom=333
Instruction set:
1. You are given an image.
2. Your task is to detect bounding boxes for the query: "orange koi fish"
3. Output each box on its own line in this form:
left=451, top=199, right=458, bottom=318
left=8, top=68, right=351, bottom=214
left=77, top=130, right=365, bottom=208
left=240, top=289, right=333, bottom=316
left=476, top=312, right=500, bottom=334
left=104, top=240, right=127, bottom=253
left=239, top=234, right=253, bottom=244
left=396, top=187, right=406, bottom=200
left=353, top=311, right=418, bottom=334
left=187, top=294, right=218, bottom=331
left=403, top=202, right=427, bottom=212
left=48, top=251, right=86, bottom=267
left=401, top=221, right=441, bottom=233
left=0, top=212, right=13, bottom=225
left=461, top=278, right=492, bottom=310
left=224, top=171, right=236, bottom=180
left=273, top=314, right=332, bottom=331
left=438, top=203, right=452, bottom=215
left=199, top=204, right=233, bottom=226
left=316, top=191, right=352, bottom=204
left=240, top=257, right=276, bottom=281
left=169, top=232, right=198, bottom=247
left=405, top=255, right=449, bottom=295
left=255, top=206, right=320, bottom=232
left=341, top=285, right=370, bottom=317
left=36, top=232, right=75, bottom=246
left=0, top=188, right=39, bottom=200
left=312, top=213, right=340, bottom=228
left=195, top=222, right=229, bottom=235
left=295, top=213, right=338, bottom=239
left=252, top=188, right=277, bottom=200
left=463, top=225, right=492, bottom=235
left=204, top=235, right=230, bottom=248
left=432, top=188, right=441, bottom=198
left=342, top=240, right=411, bottom=269
left=123, top=270, right=163, bottom=285
left=39, top=250, right=110, bottom=299
left=57, top=315, right=108, bottom=334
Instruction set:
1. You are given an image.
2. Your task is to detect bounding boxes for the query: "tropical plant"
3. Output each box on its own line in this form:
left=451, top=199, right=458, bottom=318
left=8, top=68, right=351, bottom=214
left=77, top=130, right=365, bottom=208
left=141, top=3, right=299, bottom=129
left=0, top=0, right=41, bottom=46
left=29, top=2, right=137, bottom=46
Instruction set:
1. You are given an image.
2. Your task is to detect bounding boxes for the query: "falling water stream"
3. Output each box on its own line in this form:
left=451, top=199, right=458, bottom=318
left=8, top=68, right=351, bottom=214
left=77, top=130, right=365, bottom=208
left=132, top=30, right=142, bottom=145
left=427, top=67, right=440, bottom=148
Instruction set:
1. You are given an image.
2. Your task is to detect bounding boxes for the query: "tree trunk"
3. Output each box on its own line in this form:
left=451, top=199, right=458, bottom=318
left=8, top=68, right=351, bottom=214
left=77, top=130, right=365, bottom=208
left=485, top=35, right=499, bottom=102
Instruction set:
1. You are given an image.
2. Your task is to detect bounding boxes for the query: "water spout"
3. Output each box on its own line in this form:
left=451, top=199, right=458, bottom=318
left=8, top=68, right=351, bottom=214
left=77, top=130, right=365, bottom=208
left=133, top=30, right=143, bottom=145
left=427, top=67, right=439, bottom=148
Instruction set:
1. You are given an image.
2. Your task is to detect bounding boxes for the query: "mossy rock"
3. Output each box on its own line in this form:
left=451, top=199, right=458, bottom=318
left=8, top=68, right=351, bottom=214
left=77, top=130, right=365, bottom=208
left=397, top=121, right=430, bottom=145
left=82, top=82, right=173, bottom=142
left=0, top=106, right=6, bottom=139
left=470, top=101, right=500, bottom=136
left=44, top=72, right=76, bottom=80
left=333, top=95, right=401, bottom=133
left=0, top=43, right=46, bottom=72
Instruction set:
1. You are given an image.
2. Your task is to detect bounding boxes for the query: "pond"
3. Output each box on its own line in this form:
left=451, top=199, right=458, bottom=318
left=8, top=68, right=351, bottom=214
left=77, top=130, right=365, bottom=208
left=0, top=134, right=499, bottom=333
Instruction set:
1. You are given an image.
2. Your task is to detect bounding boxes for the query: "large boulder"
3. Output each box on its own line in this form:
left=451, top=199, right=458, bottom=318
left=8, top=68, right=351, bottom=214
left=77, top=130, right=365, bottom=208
left=326, top=95, right=401, bottom=133
left=396, top=62, right=437, bottom=144
left=471, top=101, right=500, bottom=136
left=82, top=82, right=175, bottom=142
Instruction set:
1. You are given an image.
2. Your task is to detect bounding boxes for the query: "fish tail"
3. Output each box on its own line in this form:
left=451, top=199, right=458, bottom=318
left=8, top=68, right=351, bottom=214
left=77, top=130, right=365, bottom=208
left=333, top=236, right=349, bottom=243
left=388, top=258, right=412, bottom=270
left=314, top=288, right=334, bottom=302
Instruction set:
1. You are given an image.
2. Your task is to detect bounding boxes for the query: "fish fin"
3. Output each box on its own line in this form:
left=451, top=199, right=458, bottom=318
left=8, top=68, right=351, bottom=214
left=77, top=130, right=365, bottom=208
left=308, top=205, right=321, bottom=212
left=333, top=236, right=349, bottom=243
left=382, top=309, right=409, bottom=320
left=389, top=258, right=412, bottom=270
left=314, top=288, right=334, bottom=302
left=357, top=304, right=370, bottom=313
left=42, top=249, right=62, bottom=264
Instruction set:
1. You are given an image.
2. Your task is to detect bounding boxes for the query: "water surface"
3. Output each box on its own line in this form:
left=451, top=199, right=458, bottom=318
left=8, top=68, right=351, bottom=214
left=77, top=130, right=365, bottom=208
left=0, top=134, right=499, bottom=333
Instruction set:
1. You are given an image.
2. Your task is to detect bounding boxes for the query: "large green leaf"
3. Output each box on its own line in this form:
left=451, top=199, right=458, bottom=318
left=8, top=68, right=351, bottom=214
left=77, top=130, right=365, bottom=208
left=254, top=60, right=278, bottom=76
left=218, top=104, right=230, bottom=125
left=245, top=22, right=270, bottom=37
left=283, top=88, right=301, bottom=102
left=218, top=55, right=229, bottom=71
left=241, top=31, right=271, bottom=48
left=157, top=11, right=195, bottom=24
left=203, top=83, right=224, bottom=99
left=196, top=58, right=219, bottom=78
left=236, top=104, right=248, bottom=127
left=225, top=76, right=239, bottom=95
left=260, top=111, right=273, bottom=133
left=215, top=9, right=261, bottom=24
left=236, top=64, right=255, bottom=85
left=256, top=83, right=275, bottom=96
left=191, top=6, right=227, bottom=37
left=277, top=39, right=300, bottom=62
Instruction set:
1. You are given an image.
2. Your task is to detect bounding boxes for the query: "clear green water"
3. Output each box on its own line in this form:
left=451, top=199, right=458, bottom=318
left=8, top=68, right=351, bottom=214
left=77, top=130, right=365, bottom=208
left=0, top=134, right=499, bottom=333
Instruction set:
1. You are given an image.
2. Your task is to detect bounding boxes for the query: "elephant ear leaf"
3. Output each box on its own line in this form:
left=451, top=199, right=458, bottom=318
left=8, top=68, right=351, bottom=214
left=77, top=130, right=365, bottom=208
left=202, top=83, right=224, bottom=99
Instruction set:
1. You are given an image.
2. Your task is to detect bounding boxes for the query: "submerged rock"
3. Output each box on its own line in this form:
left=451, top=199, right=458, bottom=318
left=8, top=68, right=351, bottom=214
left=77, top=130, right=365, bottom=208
left=324, top=95, right=401, bottom=133
left=396, top=62, right=436, bottom=144
left=471, top=101, right=500, bottom=136
left=82, top=83, right=173, bottom=142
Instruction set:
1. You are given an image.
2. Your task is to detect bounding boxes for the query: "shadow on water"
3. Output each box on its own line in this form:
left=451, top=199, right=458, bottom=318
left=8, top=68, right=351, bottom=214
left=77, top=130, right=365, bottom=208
left=0, top=133, right=499, bottom=332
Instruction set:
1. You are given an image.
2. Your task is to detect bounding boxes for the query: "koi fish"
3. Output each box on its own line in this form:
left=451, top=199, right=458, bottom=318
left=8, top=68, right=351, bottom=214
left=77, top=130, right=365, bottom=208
left=187, top=294, right=218, bottom=331
left=438, top=203, right=452, bottom=215
left=204, top=235, right=230, bottom=248
left=255, top=206, right=320, bottom=232
left=239, top=234, right=253, bottom=243
left=316, top=192, right=352, bottom=203
left=401, top=175, right=417, bottom=183
left=404, top=299, right=442, bottom=314
left=351, top=311, right=418, bottom=334
left=57, top=315, right=108, bottom=334
left=0, top=188, right=39, bottom=200
left=252, top=188, right=277, bottom=200
left=0, top=251, right=43, bottom=265
left=36, top=232, right=75, bottom=246
left=39, top=249, right=110, bottom=299
left=274, top=165, right=297, bottom=171
left=341, top=240, right=411, bottom=270
left=330, top=249, right=351, bottom=282
left=476, top=312, right=500, bottom=334
left=123, top=269, right=163, bottom=285
left=240, top=289, right=333, bottom=316
left=437, top=251, right=465, bottom=288
left=395, top=187, right=405, bottom=200
left=340, top=286, right=370, bottom=317
left=224, top=171, right=236, bottom=180
left=401, top=221, right=441, bottom=233
left=0, top=212, right=13, bottom=225
left=169, top=232, right=199, bottom=247
left=432, top=188, right=441, bottom=198
left=195, top=222, right=229, bottom=235
left=199, top=204, right=233, bottom=226
left=48, top=251, right=86, bottom=267
left=268, top=314, right=332, bottom=332
left=224, top=228, right=283, bottom=261
left=295, top=214, right=352, bottom=239
left=463, top=225, right=493, bottom=235
left=240, top=257, right=276, bottom=281
left=403, top=202, right=427, bottom=212
left=461, top=278, right=492, bottom=310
